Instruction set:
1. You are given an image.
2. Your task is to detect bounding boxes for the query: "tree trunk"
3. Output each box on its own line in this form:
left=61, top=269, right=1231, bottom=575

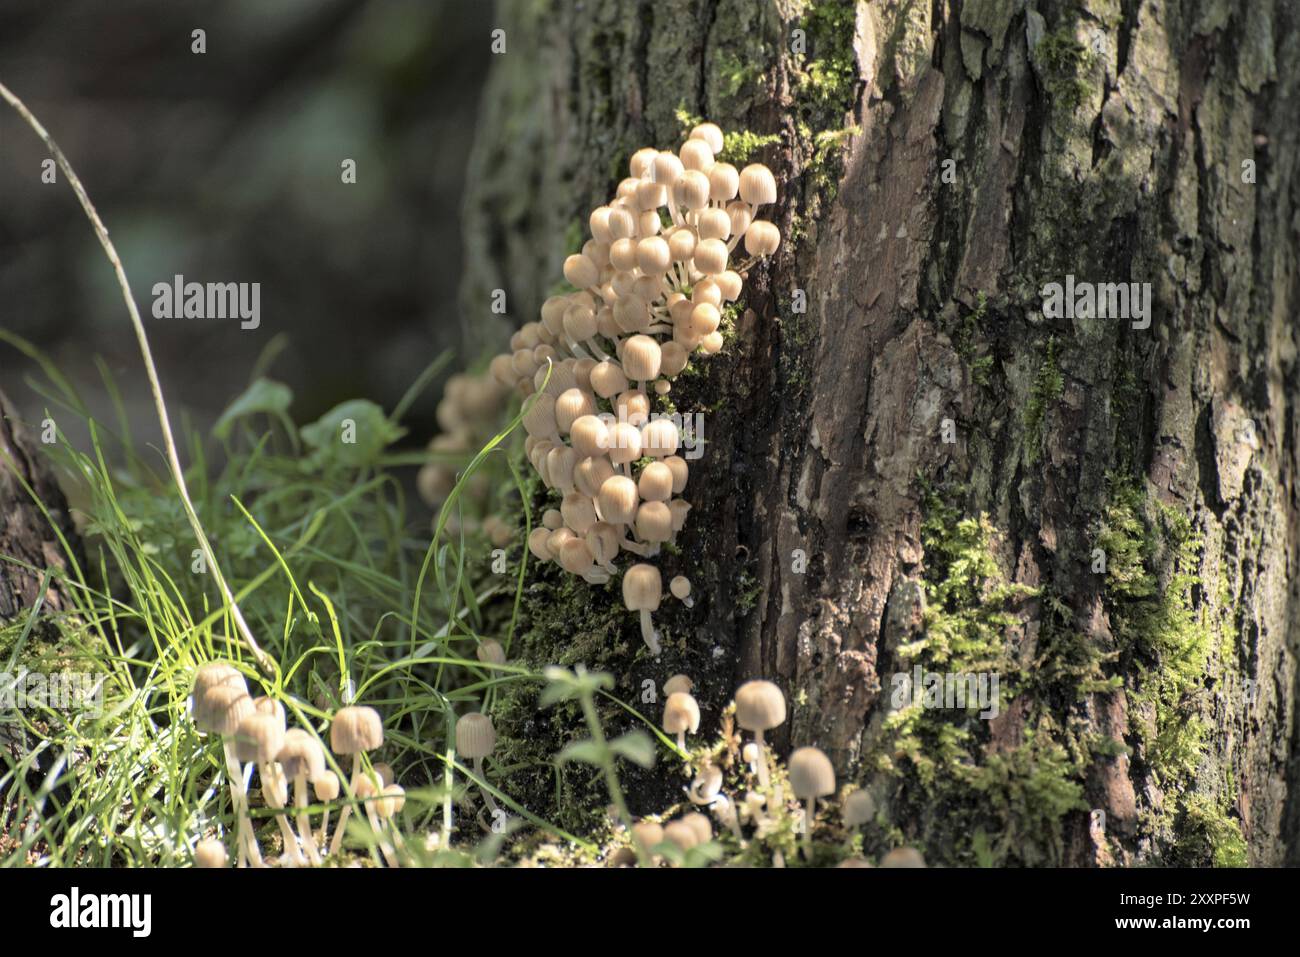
left=464, top=0, right=1300, bottom=866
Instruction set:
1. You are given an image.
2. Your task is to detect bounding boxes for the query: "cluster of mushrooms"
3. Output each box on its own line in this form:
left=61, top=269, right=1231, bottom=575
left=189, top=661, right=502, bottom=867
left=416, top=370, right=514, bottom=544
left=477, top=122, right=780, bottom=653
left=638, top=677, right=925, bottom=868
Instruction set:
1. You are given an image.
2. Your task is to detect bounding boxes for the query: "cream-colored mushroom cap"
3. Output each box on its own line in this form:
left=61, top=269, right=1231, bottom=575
left=663, top=674, right=693, bottom=696
left=681, top=811, right=712, bottom=844
left=788, top=746, right=835, bottom=799
left=278, top=728, right=327, bottom=780
left=193, top=838, right=228, bottom=869
left=233, top=712, right=285, bottom=765
left=195, top=685, right=254, bottom=737
left=455, top=712, right=498, bottom=759
left=880, top=847, right=927, bottom=868
left=733, top=680, right=787, bottom=731
left=330, top=705, right=384, bottom=754
left=622, top=563, right=662, bottom=612
left=662, top=692, right=700, bottom=735
left=312, top=770, right=341, bottom=801
left=843, top=789, right=875, bottom=827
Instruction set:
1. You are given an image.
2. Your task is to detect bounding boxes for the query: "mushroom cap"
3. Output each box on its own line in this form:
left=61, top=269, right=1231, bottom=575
left=838, top=857, right=874, bottom=868
left=663, top=674, right=693, bottom=696
left=739, top=163, right=778, bottom=206
left=634, top=501, right=673, bottom=543
left=456, top=712, right=498, bottom=759
left=662, top=692, right=701, bottom=735
left=598, top=475, right=640, bottom=525
left=191, top=661, right=247, bottom=701
left=621, top=335, right=662, bottom=382
left=622, top=563, right=662, bottom=613
left=278, top=728, right=327, bottom=780
left=476, top=639, right=507, bottom=665
left=880, top=847, right=927, bottom=868
left=787, top=746, right=836, bottom=799
left=378, top=783, right=406, bottom=819
left=193, top=838, right=228, bottom=869
left=195, top=685, right=254, bottom=737
left=842, top=789, right=875, bottom=827
left=251, top=695, right=285, bottom=724
left=733, top=680, right=787, bottom=732
left=312, top=770, right=341, bottom=801
left=669, top=575, right=692, bottom=600
left=330, top=705, right=384, bottom=754
left=690, top=122, right=725, bottom=154
left=233, top=711, right=286, bottom=765
left=681, top=811, right=712, bottom=844
left=663, top=819, right=699, bottom=852
left=632, top=820, right=664, bottom=850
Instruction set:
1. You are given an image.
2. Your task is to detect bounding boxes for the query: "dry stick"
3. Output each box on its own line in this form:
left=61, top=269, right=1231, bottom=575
left=0, top=81, right=276, bottom=680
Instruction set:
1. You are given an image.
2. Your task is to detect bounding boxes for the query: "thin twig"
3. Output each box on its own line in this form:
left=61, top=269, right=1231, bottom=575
left=0, top=80, right=277, bottom=678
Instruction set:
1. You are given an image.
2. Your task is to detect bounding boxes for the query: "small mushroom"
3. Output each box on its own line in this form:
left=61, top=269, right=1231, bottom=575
left=842, top=789, right=875, bottom=829
left=312, top=770, right=340, bottom=849
left=278, top=728, right=327, bottom=865
left=733, top=680, right=787, bottom=791
left=622, top=563, right=663, bottom=654
left=456, top=712, right=501, bottom=826
left=476, top=639, right=506, bottom=666
left=669, top=575, right=694, bottom=608
left=328, top=705, right=384, bottom=856
left=788, top=746, right=835, bottom=860
left=880, top=847, right=927, bottom=868
left=193, top=838, right=228, bottom=868
left=663, top=674, right=693, bottom=697
left=192, top=679, right=261, bottom=868
left=662, top=692, right=700, bottom=751
left=234, top=710, right=300, bottom=867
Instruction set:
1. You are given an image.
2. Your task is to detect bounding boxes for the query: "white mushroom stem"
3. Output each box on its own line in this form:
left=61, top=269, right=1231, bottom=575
left=753, top=730, right=771, bottom=790
left=639, top=610, right=662, bottom=655
left=260, top=763, right=305, bottom=867
left=583, top=568, right=612, bottom=585
left=363, top=798, right=399, bottom=868
left=619, top=537, right=652, bottom=556
left=294, top=772, right=322, bottom=866
left=474, top=756, right=501, bottom=818
left=584, top=338, right=612, bottom=361
left=802, top=796, right=817, bottom=861
left=222, top=740, right=262, bottom=868
left=317, top=804, right=331, bottom=850
left=328, top=753, right=362, bottom=857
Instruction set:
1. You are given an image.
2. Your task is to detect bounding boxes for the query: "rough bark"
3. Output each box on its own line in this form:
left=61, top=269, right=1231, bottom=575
left=463, top=0, right=1300, bottom=866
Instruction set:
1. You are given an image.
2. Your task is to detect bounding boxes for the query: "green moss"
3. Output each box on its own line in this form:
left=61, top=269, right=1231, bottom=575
left=1178, top=794, right=1248, bottom=868
left=1035, top=29, right=1096, bottom=112
left=867, top=490, right=1091, bottom=866
left=1023, top=338, right=1064, bottom=464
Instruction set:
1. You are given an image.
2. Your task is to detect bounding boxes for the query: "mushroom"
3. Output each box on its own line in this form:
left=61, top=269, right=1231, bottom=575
left=193, top=838, right=228, bottom=868
left=687, top=762, right=723, bottom=805
left=192, top=679, right=261, bottom=868
left=662, top=691, right=700, bottom=751
left=788, top=746, right=835, bottom=860
left=663, top=674, right=693, bottom=697
left=278, top=728, right=327, bottom=865
left=234, top=710, right=301, bottom=867
left=312, top=770, right=340, bottom=849
left=328, top=705, right=384, bottom=856
left=681, top=811, right=712, bottom=845
left=476, top=639, right=506, bottom=666
left=456, top=712, right=501, bottom=826
left=631, top=820, right=665, bottom=861
left=622, top=563, right=663, bottom=654
left=663, top=820, right=699, bottom=857
left=880, top=847, right=927, bottom=868
left=669, top=575, right=694, bottom=608
left=733, top=680, right=786, bottom=791
left=842, top=789, right=875, bottom=829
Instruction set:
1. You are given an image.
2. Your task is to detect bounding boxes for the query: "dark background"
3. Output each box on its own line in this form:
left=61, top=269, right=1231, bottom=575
left=0, top=0, right=494, bottom=446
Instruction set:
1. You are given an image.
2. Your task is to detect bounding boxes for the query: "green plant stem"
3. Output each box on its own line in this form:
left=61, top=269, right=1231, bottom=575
left=0, top=79, right=276, bottom=679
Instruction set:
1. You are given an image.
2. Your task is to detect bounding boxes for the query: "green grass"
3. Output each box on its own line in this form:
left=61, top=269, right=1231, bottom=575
left=0, top=332, right=637, bottom=866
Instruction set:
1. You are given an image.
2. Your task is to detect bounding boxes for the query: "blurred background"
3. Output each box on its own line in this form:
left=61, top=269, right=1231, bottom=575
left=0, top=0, right=494, bottom=446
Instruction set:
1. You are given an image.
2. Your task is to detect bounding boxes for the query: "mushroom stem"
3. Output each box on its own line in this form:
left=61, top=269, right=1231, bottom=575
left=260, top=762, right=304, bottom=867
left=328, top=753, right=361, bottom=857
left=317, top=805, right=331, bottom=850
left=618, top=537, right=651, bottom=556
left=752, top=730, right=771, bottom=790
left=222, top=740, right=262, bottom=868
left=676, top=730, right=686, bottom=751
left=801, top=796, right=818, bottom=861
left=294, top=772, right=322, bottom=866
left=363, top=800, right=400, bottom=868
left=638, top=609, right=662, bottom=655
left=474, top=755, right=501, bottom=820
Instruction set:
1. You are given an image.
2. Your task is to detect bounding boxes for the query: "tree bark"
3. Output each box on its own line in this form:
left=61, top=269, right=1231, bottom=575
left=464, top=0, right=1300, bottom=866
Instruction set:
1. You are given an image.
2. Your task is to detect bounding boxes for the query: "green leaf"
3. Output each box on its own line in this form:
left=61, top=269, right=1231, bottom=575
left=607, top=731, right=656, bottom=768
left=300, top=399, right=404, bottom=469
left=557, top=739, right=605, bottom=765
left=213, top=378, right=292, bottom=439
